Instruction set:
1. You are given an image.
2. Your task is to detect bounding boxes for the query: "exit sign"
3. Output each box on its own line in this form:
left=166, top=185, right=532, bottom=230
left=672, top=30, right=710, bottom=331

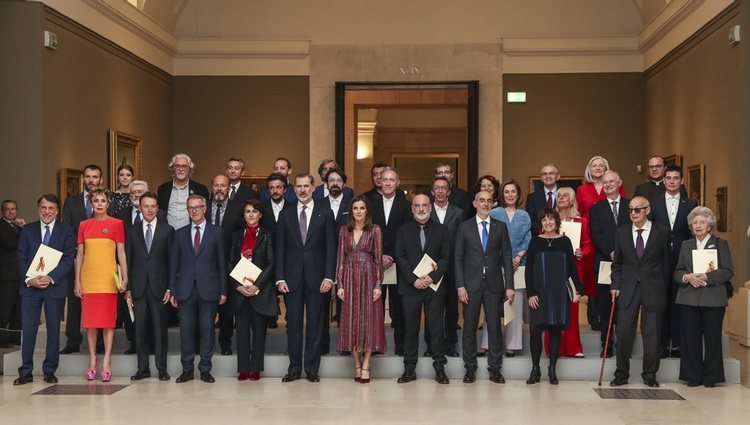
left=507, top=92, right=527, bottom=103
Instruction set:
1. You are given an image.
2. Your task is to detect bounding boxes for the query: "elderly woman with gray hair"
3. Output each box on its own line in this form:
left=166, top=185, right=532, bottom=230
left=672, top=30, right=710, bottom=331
left=674, top=206, right=734, bottom=388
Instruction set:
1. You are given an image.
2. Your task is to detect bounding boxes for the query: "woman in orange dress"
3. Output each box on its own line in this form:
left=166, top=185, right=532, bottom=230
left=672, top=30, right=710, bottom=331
left=74, top=188, right=128, bottom=382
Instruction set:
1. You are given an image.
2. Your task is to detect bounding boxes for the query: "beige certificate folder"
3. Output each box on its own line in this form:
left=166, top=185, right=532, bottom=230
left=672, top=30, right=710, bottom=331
left=413, top=253, right=443, bottom=291
left=503, top=300, right=515, bottom=326
left=230, top=257, right=262, bottom=293
left=513, top=266, right=526, bottom=290
left=382, top=264, right=397, bottom=285
left=560, top=221, right=582, bottom=250
left=692, top=249, right=718, bottom=274
left=597, top=261, right=612, bottom=285
left=26, top=244, right=63, bottom=277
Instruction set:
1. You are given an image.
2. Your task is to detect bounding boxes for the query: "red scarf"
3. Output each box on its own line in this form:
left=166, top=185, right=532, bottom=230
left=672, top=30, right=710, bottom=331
left=241, top=225, right=259, bottom=258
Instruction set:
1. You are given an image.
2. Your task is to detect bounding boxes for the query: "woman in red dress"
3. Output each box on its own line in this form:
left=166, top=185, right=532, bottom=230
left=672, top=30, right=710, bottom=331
left=336, top=195, right=385, bottom=384
left=74, top=189, right=128, bottom=382
left=576, top=155, right=625, bottom=218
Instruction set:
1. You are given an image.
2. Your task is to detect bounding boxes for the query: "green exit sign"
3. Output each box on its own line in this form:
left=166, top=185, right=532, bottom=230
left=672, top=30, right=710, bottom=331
left=507, top=92, right=527, bottom=103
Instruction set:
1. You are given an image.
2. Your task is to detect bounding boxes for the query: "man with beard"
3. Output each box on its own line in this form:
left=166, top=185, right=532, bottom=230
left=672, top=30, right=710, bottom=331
left=157, top=153, right=210, bottom=231
left=313, top=159, right=354, bottom=201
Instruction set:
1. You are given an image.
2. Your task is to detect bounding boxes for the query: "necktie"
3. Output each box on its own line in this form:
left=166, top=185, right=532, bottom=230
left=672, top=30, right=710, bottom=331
left=134, top=210, right=142, bottom=224
left=419, top=225, right=426, bottom=250
left=481, top=221, right=489, bottom=253
left=43, top=225, right=51, bottom=245
left=85, top=195, right=92, bottom=218
left=214, top=203, right=222, bottom=227
left=547, top=191, right=553, bottom=208
left=611, top=201, right=618, bottom=225
left=230, top=185, right=237, bottom=201
left=193, top=225, right=201, bottom=255
left=145, top=223, right=153, bottom=253
left=636, top=228, right=645, bottom=260
left=299, top=205, right=308, bottom=244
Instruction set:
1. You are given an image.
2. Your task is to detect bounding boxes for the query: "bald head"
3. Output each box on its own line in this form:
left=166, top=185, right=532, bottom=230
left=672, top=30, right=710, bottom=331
left=411, top=194, right=432, bottom=224
left=212, top=174, right=230, bottom=203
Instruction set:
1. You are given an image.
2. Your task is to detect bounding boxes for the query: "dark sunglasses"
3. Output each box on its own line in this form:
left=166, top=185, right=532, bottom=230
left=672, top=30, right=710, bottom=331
left=628, top=207, right=648, bottom=214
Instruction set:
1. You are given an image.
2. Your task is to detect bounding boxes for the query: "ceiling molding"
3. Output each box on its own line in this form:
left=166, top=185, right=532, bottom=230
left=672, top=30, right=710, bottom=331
left=173, top=39, right=310, bottom=75
left=639, top=0, right=705, bottom=51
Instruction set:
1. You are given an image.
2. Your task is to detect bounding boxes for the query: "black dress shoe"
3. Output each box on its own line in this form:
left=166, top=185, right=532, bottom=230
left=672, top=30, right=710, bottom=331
left=200, top=372, right=215, bottom=383
left=175, top=370, right=194, bottom=383
left=124, top=346, right=136, bottom=355
left=610, top=377, right=628, bottom=387
left=306, top=374, right=320, bottom=383
left=661, top=348, right=671, bottom=359
left=488, top=368, right=505, bottom=384
left=445, top=349, right=460, bottom=358
left=463, top=369, right=476, bottom=383
left=477, top=349, right=487, bottom=357
left=590, top=323, right=601, bottom=331
left=670, top=348, right=681, bottom=358
left=643, top=377, right=659, bottom=387
left=268, top=319, right=279, bottom=329
left=281, top=373, right=301, bottom=382
left=221, top=347, right=233, bottom=356
left=526, top=366, right=541, bottom=385
left=397, top=371, right=417, bottom=383
left=504, top=350, right=515, bottom=358
left=130, top=370, right=151, bottom=381
left=703, top=382, right=715, bottom=388
left=435, top=370, right=449, bottom=384
left=158, top=371, right=170, bottom=381
left=60, top=346, right=79, bottom=354
left=43, top=373, right=58, bottom=383
left=13, top=375, right=33, bottom=385
left=599, top=345, right=614, bottom=358
left=687, top=381, right=702, bottom=387
left=423, top=350, right=434, bottom=357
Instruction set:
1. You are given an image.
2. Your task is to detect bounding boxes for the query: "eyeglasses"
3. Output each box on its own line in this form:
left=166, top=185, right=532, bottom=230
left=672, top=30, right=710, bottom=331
left=187, top=205, right=205, bottom=211
left=628, top=206, right=648, bottom=214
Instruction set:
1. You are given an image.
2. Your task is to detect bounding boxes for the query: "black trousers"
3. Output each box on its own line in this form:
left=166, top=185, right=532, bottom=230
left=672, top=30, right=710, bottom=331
left=402, top=291, right=447, bottom=372
left=284, top=285, right=326, bottom=375
left=217, top=303, right=234, bottom=350
left=235, top=299, right=269, bottom=372
left=423, top=274, right=458, bottom=351
left=382, top=284, right=404, bottom=352
left=134, top=292, right=168, bottom=373
left=461, top=279, right=503, bottom=370
left=0, top=281, right=20, bottom=344
left=597, top=283, right=616, bottom=344
left=614, top=286, right=662, bottom=380
left=679, top=304, right=725, bottom=385
left=63, top=269, right=83, bottom=348
left=661, top=279, right=681, bottom=350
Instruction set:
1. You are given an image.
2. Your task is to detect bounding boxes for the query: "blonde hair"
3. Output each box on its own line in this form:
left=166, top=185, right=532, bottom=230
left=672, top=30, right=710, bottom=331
left=584, top=155, right=611, bottom=182
left=556, top=187, right=580, bottom=218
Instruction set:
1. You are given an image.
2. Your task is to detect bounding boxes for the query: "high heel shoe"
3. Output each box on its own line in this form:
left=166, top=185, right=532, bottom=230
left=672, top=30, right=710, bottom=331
left=101, top=360, right=112, bottom=382
left=354, top=367, right=362, bottom=383
left=548, top=364, right=559, bottom=385
left=526, top=366, right=541, bottom=385
left=360, top=368, right=370, bottom=384
left=86, top=359, right=98, bottom=381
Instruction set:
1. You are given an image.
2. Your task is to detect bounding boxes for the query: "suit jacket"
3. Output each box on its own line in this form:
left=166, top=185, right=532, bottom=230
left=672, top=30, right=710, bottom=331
left=206, top=199, right=244, bottom=249
left=259, top=185, right=297, bottom=203
left=589, top=197, right=631, bottom=269
left=274, top=202, right=337, bottom=291
left=17, top=221, right=76, bottom=299
left=115, top=206, right=167, bottom=233
left=126, top=219, right=174, bottom=299
left=0, top=219, right=22, bottom=281
left=61, top=192, right=89, bottom=235
left=261, top=199, right=295, bottom=234
left=526, top=188, right=555, bottom=235
left=674, top=235, right=733, bottom=308
left=454, top=217, right=514, bottom=293
left=370, top=193, right=412, bottom=257
left=394, top=220, right=450, bottom=296
left=430, top=203, right=463, bottom=275
left=156, top=180, right=210, bottom=214
left=312, top=184, right=354, bottom=201
left=649, top=195, right=698, bottom=267
left=634, top=180, right=687, bottom=201
left=169, top=222, right=227, bottom=301
left=610, top=221, right=671, bottom=310
left=317, top=193, right=353, bottom=234
left=227, top=227, right=278, bottom=317
left=229, top=183, right=257, bottom=204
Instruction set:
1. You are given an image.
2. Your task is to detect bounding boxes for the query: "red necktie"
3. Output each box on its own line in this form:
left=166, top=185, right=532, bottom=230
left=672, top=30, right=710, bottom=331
left=193, top=226, right=201, bottom=255
left=546, top=191, right=553, bottom=208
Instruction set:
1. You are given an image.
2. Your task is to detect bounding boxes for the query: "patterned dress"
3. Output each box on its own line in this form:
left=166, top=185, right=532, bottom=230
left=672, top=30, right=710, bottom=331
left=109, top=192, right=131, bottom=216
left=336, top=225, right=386, bottom=353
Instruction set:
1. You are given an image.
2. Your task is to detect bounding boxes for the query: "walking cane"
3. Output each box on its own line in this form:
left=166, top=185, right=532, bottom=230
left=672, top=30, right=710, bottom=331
left=597, top=299, right=616, bottom=386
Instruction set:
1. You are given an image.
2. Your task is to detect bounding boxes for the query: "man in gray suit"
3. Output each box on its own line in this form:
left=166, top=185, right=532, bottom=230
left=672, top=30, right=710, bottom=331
left=454, top=190, right=514, bottom=384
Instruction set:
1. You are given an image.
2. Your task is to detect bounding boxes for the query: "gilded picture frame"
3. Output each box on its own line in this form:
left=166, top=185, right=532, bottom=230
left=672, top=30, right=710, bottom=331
left=686, top=164, right=705, bottom=205
left=58, top=168, right=83, bottom=208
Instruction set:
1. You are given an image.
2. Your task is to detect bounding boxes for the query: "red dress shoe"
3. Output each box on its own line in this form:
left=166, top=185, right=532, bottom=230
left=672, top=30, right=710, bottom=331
left=249, top=371, right=260, bottom=381
left=238, top=372, right=251, bottom=381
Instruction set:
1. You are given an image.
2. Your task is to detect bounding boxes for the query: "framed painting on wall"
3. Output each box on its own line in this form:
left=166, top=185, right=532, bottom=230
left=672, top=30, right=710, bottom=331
left=664, top=154, right=682, bottom=169
left=715, top=186, right=728, bottom=232
left=240, top=174, right=269, bottom=193
left=58, top=168, right=82, bottom=208
left=686, top=164, right=705, bottom=205
left=108, top=129, right=143, bottom=190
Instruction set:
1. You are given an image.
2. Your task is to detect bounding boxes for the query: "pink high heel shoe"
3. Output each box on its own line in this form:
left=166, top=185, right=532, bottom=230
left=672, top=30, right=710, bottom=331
left=101, top=369, right=112, bottom=382
left=86, top=360, right=98, bottom=381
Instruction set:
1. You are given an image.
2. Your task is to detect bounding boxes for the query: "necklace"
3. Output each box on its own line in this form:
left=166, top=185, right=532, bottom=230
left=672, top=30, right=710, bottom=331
left=542, top=236, right=556, bottom=247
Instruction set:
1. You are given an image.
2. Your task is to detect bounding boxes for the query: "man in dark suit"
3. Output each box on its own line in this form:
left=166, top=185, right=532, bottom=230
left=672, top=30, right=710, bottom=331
left=60, top=164, right=102, bottom=354
left=14, top=194, right=76, bottom=385
left=275, top=173, right=337, bottom=382
left=362, top=162, right=388, bottom=203
left=259, top=157, right=297, bottom=203
left=125, top=192, right=174, bottom=381
left=169, top=194, right=227, bottom=384
left=394, top=194, right=451, bottom=384
left=589, top=170, right=630, bottom=357
left=0, top=199, right=25, bottom=347
left=649, top=165, right=698, bottom=358
left=312, top=159, right=354, bottom=201
left=206, top=174, right=244, bottom=355
left=370, top=167, right=412, bottom=356
left=426, top=177, right=463, bottom=357
left=526, top=163, right=560, bottom=235
left=157, top=153, right=209, bottom=231
left=610, top=196, right=671, bottom=387
left=633, top=155, right=667, bottom=201
left=454, top=190, right=515, bottom=384
left=316, top=168, right=352, bottom=335
left=428, top=163, right=470, bottom=213
left=226, top=157, right=257, bottom=204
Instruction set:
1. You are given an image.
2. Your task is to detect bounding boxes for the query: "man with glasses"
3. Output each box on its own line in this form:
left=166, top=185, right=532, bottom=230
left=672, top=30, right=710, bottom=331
left=610, top=196, right=671, bottom=387
left=169, top=195, right=227, bottom=384
left=429, top=163, right=469, bottom=212
left=157, top=153, right=209, bottom=231
left=527, top=163, right=560, bottom=235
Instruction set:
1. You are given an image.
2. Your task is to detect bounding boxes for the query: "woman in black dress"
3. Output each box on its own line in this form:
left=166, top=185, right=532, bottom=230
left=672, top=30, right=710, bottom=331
left=228, top=199, right=278, bottom=381
left=525, top=208, right=583, bottom=385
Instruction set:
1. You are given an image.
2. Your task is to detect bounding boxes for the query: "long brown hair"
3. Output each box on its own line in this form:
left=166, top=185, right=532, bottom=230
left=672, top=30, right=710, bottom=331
left=346, top=195, right=373, bottom=231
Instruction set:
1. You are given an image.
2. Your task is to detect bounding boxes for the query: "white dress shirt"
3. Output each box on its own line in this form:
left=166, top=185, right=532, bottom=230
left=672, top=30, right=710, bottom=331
left=631, top=220, right=652, bottom=249
left=665, top=192, right=680, bottom=230
left=382, top=195, right=395, bottom=226
left=271, top=199, right=285, bottom=222
left=328, top=194, right=343, bottom=220
left=434, top=203, right=448, bottom=224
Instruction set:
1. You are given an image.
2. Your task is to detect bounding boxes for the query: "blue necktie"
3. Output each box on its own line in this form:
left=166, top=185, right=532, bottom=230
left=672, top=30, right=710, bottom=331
left=145, top=223, right=153, bottom=253
left=85, top=195, right=92, bottom=218
left=134, top=210, right=142, bottom=224
left=481, top=221, right=488, bottom=253
left=43, top=225, right=51, bottom=245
